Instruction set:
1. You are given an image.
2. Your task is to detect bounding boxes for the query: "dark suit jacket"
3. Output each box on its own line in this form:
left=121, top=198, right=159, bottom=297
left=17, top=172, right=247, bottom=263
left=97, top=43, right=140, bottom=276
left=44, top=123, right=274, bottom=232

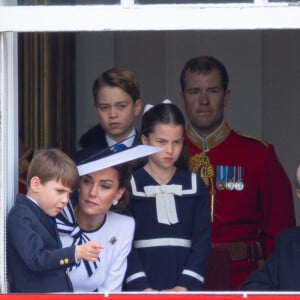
left=7, top=194, right=76, bottom=293
left=240, top=227, right=300, bottom=291
left=73, top=126, right=140, bottom=164
left=73, top=131, right=108, bottom=164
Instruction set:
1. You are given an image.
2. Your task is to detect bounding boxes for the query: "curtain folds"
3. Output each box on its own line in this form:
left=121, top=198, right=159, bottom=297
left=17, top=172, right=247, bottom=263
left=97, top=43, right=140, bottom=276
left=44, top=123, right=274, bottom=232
left=18, top=32, right=76, bottom=156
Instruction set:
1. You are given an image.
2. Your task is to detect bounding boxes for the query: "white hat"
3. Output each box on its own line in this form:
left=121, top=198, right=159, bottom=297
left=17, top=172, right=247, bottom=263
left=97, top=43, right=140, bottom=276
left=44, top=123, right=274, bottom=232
left=77, top=145, right=161, bottom=176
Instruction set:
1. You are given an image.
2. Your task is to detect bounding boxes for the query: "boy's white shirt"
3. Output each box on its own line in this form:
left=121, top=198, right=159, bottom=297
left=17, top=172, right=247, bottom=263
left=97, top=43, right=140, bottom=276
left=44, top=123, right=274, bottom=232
left=26, top=195, right=40, bottom=207
left=106, top=128, right=136, bottom=148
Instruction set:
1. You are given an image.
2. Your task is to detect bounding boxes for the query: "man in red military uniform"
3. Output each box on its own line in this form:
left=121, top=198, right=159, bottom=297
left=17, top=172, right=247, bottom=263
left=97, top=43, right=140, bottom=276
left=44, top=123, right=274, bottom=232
left=180, top=55, right=296, bottom=290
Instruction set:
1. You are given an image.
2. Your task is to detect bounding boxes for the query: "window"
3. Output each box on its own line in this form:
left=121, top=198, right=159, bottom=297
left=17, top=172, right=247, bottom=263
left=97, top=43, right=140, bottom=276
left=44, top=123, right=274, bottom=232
left=1, top=0, right=300, bottom=294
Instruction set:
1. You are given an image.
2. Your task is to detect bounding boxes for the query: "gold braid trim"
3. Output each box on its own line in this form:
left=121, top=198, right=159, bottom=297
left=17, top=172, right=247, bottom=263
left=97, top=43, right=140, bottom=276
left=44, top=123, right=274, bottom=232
left=233, top=130, right=268, bottom=147
left=189, top=153, right=215, bottom=222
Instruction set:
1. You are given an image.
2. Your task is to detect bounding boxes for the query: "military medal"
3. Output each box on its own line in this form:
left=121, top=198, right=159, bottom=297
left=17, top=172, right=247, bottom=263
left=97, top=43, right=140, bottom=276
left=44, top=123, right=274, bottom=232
left=226, top=181, right=235, bottom=190
left=235, top=181, right=244, bottom=191
left=217, top=181, right=226, bottom=190
left=216, top=166, right=225, bottom=190
left=226, top=166, right=235, bottom=190
left=235, top=166, right=244, bottom=191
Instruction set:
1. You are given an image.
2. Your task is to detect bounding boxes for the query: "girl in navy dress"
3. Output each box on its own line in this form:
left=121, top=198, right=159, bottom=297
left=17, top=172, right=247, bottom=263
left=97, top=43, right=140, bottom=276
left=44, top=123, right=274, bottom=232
left=124, top=100, right=211, bottom=291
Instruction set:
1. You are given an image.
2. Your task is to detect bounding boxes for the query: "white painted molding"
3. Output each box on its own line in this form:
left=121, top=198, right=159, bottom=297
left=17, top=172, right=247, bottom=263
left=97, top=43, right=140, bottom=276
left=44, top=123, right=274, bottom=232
left=1, top=4, right=300, bottom=31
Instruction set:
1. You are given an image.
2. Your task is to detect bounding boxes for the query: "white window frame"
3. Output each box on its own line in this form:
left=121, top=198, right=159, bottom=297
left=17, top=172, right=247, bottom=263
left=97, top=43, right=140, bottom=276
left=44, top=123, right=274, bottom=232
left=0, top=31, right=18, bottom=293
left=1, top=2, right=300, bottom=31
left=1, top=0, right=300, bottom=293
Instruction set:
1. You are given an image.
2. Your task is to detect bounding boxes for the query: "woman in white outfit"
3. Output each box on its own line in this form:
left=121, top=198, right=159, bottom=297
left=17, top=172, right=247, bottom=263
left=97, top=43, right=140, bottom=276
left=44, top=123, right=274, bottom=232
left=57, top=145, right=160, bottom=292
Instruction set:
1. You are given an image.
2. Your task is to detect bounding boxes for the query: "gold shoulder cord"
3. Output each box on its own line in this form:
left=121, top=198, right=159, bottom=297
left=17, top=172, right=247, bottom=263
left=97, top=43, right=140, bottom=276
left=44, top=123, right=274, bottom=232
left=189, top=153, right=215, bottom=222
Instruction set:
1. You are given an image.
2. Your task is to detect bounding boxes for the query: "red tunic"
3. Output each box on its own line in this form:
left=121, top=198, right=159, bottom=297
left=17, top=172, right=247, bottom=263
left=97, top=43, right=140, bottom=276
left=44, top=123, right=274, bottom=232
left=185, top=122, right=295, bottom=290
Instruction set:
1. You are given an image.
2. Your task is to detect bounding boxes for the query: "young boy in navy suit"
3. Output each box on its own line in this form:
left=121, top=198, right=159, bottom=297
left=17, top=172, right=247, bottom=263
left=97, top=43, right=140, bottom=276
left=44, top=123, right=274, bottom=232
left=7, top=148, right=103, bottom=293
left=74, top=68, right=142, bottom=163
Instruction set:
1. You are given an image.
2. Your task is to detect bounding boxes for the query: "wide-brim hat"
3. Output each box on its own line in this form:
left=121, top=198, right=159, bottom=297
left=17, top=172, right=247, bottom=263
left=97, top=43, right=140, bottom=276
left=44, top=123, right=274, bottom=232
left=77, top=144, right=161, bottom=176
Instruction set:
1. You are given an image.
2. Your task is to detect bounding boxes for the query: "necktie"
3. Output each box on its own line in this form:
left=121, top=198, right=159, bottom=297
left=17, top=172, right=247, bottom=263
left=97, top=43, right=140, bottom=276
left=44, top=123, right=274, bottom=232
left=114, top=143, right=127, bottom=152
left=48, top=216, right=54, bottom=225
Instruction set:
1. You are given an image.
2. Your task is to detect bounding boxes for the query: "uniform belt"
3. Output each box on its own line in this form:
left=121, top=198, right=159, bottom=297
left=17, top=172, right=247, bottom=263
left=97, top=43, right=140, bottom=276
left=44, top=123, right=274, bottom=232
left=212, top=241, right=264, bottom=262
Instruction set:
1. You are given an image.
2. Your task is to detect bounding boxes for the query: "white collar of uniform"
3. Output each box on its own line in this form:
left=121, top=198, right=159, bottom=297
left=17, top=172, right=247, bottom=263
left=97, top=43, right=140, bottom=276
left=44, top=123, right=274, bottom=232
left=106, top=128, right=136, bottom=148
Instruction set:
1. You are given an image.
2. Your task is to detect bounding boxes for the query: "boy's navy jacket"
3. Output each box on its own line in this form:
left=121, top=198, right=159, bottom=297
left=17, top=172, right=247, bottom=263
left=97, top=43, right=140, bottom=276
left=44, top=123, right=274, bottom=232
left=73, top=125, right=140, bottom=164
left=7, top=194, right=76, bottom=293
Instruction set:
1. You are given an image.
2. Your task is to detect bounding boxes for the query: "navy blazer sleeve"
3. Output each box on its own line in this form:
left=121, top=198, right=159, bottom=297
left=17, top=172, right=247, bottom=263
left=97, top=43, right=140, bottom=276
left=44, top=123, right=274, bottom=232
left=177, top=176, right=211, bottom=290
left=7, top=194, right=78, bottom=292
left=240, top=227, right=300, bottom=291
left=7, top=199, right=76, bottom=272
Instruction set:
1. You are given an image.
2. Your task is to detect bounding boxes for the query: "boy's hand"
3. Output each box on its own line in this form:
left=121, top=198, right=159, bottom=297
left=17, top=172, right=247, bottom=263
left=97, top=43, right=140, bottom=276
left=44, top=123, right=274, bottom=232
left=75, top=241, right=104, bottom=261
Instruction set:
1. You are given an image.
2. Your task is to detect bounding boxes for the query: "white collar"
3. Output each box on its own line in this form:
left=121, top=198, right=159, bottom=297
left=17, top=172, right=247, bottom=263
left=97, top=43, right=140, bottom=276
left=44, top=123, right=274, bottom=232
left=106, top=128, right=136, bottom=148
left=26, top=195, right=40, bottom=207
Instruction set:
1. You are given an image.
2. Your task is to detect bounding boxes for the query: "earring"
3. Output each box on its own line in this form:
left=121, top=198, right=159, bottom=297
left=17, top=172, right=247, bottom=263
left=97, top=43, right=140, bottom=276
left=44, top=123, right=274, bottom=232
left=112, top=199, right=118, bottom=206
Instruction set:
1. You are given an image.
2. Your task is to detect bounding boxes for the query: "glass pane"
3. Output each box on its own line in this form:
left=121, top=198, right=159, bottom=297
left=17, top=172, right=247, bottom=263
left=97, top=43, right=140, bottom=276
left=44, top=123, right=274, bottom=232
left=136, top=0, right=253, bottom=3
left=17, top=0, right=119, bottom=4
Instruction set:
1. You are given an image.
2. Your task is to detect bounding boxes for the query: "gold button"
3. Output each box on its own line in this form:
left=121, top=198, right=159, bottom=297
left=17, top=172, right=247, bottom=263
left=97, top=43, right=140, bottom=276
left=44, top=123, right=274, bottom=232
left=59, top=259, right=64, bottom=265
left=64, top=258, right=69, bottom=264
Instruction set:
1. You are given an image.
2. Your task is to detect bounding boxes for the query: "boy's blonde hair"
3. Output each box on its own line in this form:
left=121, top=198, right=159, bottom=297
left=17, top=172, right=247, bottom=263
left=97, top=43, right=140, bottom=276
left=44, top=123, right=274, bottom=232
left=26, top=148, right=79, bottom=191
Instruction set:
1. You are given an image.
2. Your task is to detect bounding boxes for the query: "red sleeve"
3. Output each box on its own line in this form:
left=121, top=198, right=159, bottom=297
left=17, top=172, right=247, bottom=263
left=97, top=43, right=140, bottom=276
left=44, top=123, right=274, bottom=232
left=261, top=144, right=295, bottom=256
